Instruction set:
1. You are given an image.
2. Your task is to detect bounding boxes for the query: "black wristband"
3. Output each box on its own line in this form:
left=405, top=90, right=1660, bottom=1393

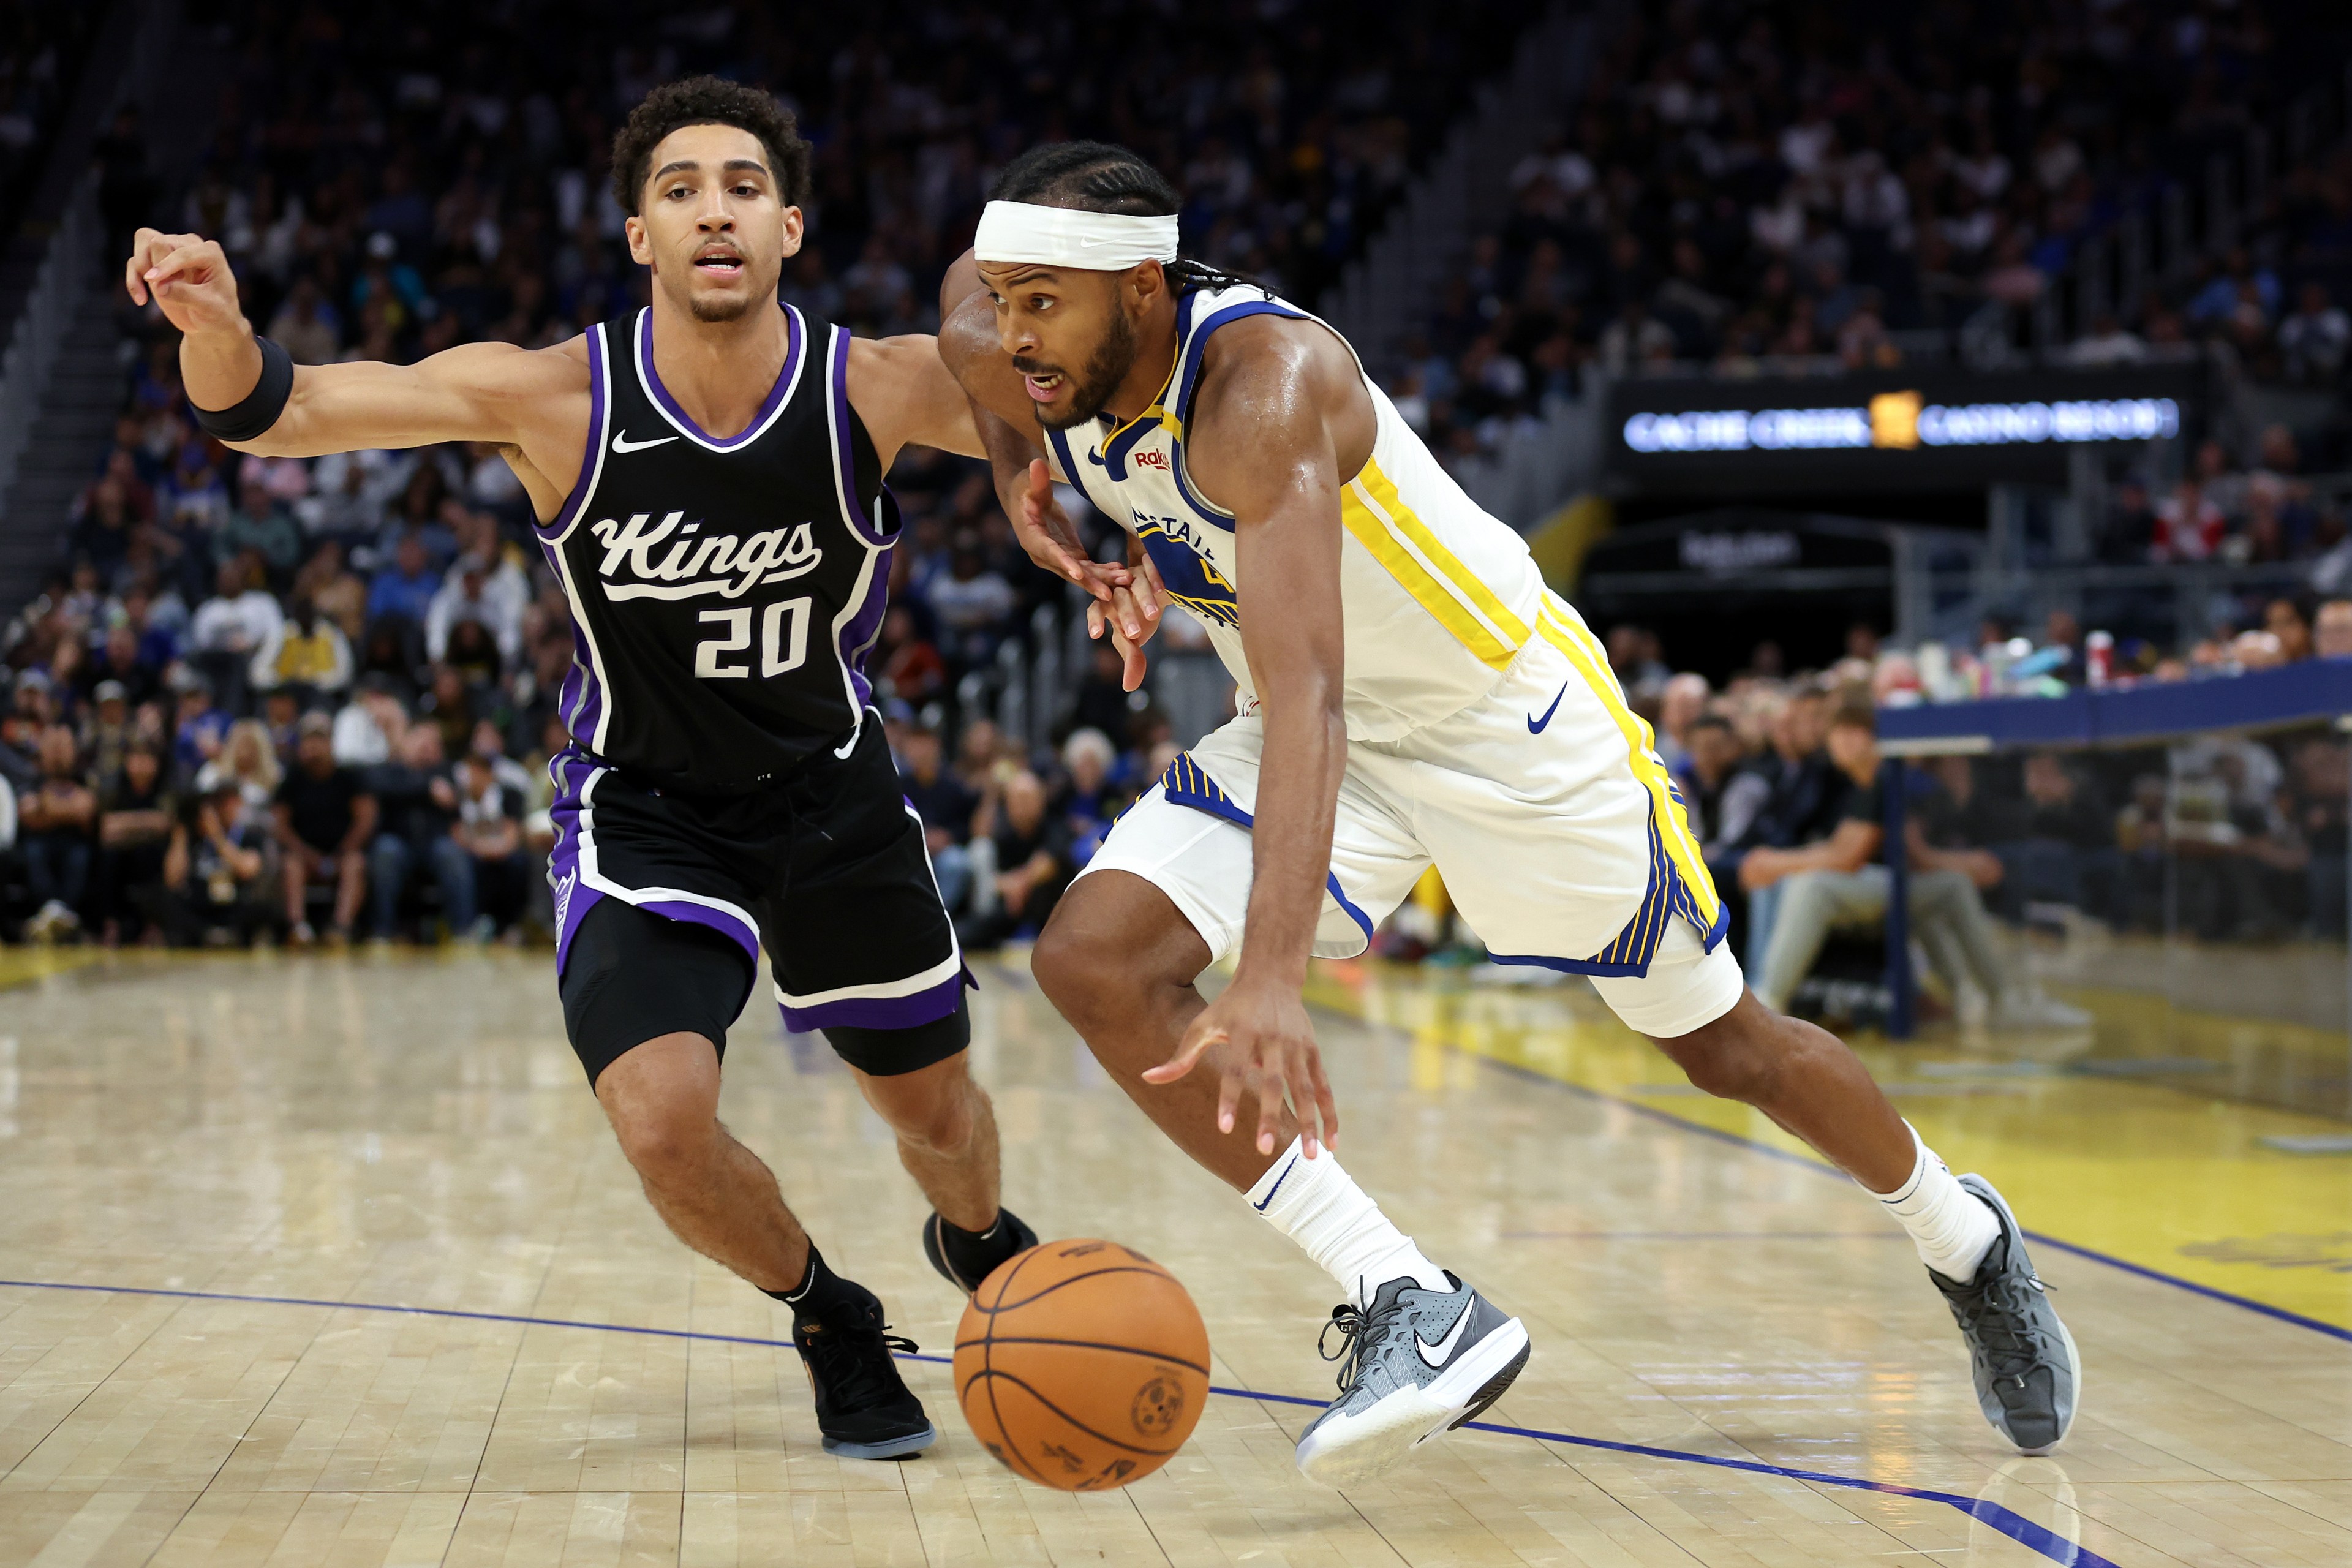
left=190, top=336, right=295, bottom=442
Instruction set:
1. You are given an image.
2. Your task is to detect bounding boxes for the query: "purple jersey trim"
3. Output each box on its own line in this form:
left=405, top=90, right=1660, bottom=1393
left=546, top=748, right=761, bottom=974
left=533, top=322, right=609, bottom=541
left=636, top=305, right=801, bottom=448
left=836, top=518, right=894, bottom=711
left=829, top=326, right=894, bottom=548
left=779, top=967, right=970, bottom=1033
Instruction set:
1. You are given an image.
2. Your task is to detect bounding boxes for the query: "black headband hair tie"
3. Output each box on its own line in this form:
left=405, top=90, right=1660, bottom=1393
left=191, top=337, right=296, bottom=443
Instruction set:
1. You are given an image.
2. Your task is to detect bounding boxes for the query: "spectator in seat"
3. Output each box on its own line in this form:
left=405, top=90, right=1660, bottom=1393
left=2288, top=736, right=2350, bottom=938
left=146, top=779, right=279, bottom=947
left=959, top=768, right=1071, bottom=951
left=426, top=551, right=526, bottom=670
left=19, top=725, right=97, bottom=941
left=899, top=722, right=975, bottom=912
left=2316, top=598, right=2352, bottom=659
left=215, top=470, right=304, bottom=587
left=1055, top=728, right=1119, bottom=870
left=273, top=712, right=375, bottom=944
left=368, top=532, right=443, bottom=631
left=874, top=605, right=946, bottom=706
left=250, top=594, right=353, bottom=699
left=450, top=752, right=528, bottom=940
left=924, top=534, right=1016, bottom=668
left=1989, top=753, right=2123, bottom=924
left=195, top=717, right=282, bottom=813
left=2264, top=597, right=2316, bottom=663
left=363, top=722, right=467, bottom=942
left=1741, top=703, right=2089, bottom=1030
left=96, top=739, right=177, bottom=944
left=2278, top=281, right=2349, bottom=386
left=81, top=680, right=136, bottom=785
left=1653, top=671, right=1709, bottom=769
left=188, top=557, right=282, bottom=714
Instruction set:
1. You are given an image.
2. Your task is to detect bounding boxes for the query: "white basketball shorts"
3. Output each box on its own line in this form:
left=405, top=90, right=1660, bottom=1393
left=1080, top=597, right=1746, bottom=1039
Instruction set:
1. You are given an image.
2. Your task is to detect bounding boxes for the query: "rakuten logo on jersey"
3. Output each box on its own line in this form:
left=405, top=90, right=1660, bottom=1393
left=590, top=511, right=822, bottom=601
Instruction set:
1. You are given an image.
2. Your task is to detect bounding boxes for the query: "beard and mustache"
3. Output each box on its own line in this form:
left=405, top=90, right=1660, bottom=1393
left=1016, top=302, right=1140, bottom=431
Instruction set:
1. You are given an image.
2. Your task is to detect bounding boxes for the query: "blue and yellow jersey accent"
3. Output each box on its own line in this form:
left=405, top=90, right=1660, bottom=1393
left=1045, top=284, right=1548, bottom=742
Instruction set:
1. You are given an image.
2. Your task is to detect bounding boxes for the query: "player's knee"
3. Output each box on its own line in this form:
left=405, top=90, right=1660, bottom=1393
left=1031, top=916, right=1120, bottom=1023
left=611, top=1103, right=712, bottom=1185
left=1663, top=1014, right=1784, bottom=1104
left=889, top=1082, right=975, bottom=1158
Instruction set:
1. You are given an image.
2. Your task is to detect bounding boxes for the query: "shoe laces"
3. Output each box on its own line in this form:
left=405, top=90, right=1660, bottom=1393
left=1317, top=1292, right=1408, bottom=1393
left=798, top=1306, right=918, bottom=1409
left=1948, top=1265, right=2055, bottom=1385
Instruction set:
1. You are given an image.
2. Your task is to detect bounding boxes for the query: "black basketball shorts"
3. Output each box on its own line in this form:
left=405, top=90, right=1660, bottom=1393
left=547, top=716, right=972, bottom=1085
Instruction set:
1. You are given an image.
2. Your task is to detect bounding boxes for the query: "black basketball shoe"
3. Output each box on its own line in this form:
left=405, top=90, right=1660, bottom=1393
left=921, top=1206, right=1039, bottom=1294
left=792, top=1278, right=937, bottom=1460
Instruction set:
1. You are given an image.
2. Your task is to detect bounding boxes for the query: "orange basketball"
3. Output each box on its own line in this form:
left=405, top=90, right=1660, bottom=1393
left=954, top=1237, right=1211, bottom=1491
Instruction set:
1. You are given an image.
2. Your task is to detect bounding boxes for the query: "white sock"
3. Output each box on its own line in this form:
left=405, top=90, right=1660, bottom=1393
left=1869, top=1122, right=2000, bottom=1284
left=1245, top=1137, right=1450, bottom=1308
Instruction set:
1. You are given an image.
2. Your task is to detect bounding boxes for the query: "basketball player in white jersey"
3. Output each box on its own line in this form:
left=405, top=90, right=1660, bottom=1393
left=940, top=142, right=2079, bottom=1485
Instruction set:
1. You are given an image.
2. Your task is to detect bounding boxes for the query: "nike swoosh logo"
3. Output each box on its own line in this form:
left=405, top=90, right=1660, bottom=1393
left=1417, top=1303, right=1475, bottom=1367
left=1526, top=682, right=1569, bottom=734
left=1251, top=1156, right=1299, bottom=1212
left=612, top=431, right=680, bottom=453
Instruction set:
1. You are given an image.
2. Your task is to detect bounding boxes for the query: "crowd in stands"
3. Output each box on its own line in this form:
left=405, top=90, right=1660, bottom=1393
left=1395, top=0, right=2352, bottom=469
left=0, top=0, right=1554, bottom=946
left=1558, top=614, right=2352, bottom=1025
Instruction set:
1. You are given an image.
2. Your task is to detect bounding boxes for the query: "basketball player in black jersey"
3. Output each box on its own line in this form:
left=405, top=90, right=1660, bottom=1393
left=121, top=78, right=1144, bottom=1461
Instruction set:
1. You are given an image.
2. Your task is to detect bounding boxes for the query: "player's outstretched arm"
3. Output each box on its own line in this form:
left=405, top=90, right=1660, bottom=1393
left=845, top=333, right=986, bottom=464
left=1141, top=320, right=1366, bottom=1159
left=126, top=228, right=582, bottom=464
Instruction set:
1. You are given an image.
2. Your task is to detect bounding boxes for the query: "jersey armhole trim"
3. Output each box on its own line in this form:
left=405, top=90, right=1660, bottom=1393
left=827, top=325, right=895, bottom=548
left=537, top=323, right=611, bottom=545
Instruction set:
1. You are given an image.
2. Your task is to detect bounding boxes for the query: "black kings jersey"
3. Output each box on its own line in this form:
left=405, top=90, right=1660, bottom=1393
left=537, top=306, right=897, bottom=792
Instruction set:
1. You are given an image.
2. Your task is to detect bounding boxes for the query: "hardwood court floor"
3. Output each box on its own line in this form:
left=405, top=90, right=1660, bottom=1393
left=0, top=948, right=2347, bottom=1567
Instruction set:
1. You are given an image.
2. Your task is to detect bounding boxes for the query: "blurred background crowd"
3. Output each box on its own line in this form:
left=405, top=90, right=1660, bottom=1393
left=1400, top=0, right=2352, bottom=470
left=1, top=0, right=2350, bottom=1037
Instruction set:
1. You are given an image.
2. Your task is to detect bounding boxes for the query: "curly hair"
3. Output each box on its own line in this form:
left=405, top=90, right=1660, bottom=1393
left=989, top=140, right=1261, bottom=296
left=610, top=75, right=812, bottom=217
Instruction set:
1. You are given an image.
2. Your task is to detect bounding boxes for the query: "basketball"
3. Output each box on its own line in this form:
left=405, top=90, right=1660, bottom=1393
left=954, top=1238, right=1211, bottom=1491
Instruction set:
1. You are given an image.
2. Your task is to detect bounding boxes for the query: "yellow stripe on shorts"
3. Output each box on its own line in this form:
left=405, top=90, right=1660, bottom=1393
left=1338, top=461, right=1523, bottom=670
left=1534, top=594, right=1722, bottom=928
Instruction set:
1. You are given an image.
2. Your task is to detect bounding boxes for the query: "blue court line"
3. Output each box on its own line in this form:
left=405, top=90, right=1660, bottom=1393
left=0, top=1276, right=2112, bottom=1567
left=1472, top=1054, right=2352, bottom=1345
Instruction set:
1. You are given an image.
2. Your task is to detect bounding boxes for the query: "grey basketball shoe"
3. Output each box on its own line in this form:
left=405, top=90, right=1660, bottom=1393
left=1934, top=1174, right=2081, bottom=1453
left=1293, top=1272, right=1530, bottom=1486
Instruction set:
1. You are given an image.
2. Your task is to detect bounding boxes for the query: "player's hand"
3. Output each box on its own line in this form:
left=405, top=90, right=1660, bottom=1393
left=1144, top=974, right=1339, bottom=1159
left=1012, top=458, right=1132, bottom=595
left=124, top=228, right=244, bottom=336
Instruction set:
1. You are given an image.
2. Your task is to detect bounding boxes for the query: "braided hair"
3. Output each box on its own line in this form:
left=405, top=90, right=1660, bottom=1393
left=988, top=141, right=1262, bottom=297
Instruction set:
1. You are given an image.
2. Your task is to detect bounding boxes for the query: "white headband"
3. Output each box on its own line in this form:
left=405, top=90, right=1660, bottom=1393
left=974, top=200, right=1179, bottom=270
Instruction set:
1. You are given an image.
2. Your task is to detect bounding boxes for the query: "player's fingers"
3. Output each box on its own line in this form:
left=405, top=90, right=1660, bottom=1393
left=142, top=241, right=207, bottom=288
left=1141, top=1019, right=1222, bottom=1085
left=1117, top=630, right=1149, bottom=692
left=1281, top=1049, right=1323, bottom=1158
left=1134, top=553, right=1166, bottom=619
left=1086, top=598, right=1106, bottom=641
left=1217, top=1059, right=1249, bottom=1140
left=1108, top=584, right=1144, bottom=644
left=1308, top=1047, right=1340, bottom=1153
left=1256, top=1061, right=1290, bottom=1156
left=1027, top=457, right=1052, bottom=505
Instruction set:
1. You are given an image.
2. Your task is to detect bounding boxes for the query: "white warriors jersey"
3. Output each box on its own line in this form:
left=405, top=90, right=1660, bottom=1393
left=1041, top=285, right=1548, bottom=741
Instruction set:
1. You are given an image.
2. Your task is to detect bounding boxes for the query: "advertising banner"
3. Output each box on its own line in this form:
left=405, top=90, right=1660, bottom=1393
left=1605, top=363, right=2206, bottom=494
